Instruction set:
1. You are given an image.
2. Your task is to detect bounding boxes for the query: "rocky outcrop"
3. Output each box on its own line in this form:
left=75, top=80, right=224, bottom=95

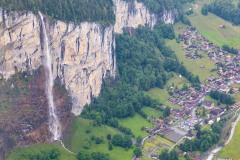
left=113, top=0, right=178, bottom=33
left=113, top=0, right=157, bottom=33
left=0, top=10, right=116, bottom=115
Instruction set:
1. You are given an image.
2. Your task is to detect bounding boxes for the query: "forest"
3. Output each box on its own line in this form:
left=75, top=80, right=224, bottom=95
left=134, top=0, right=195, bottom=14
left=0, top=0, right=115, bottom=25
left=0, top=0, right=196, bottom=25
left=82, top=21, right=200, bottom=128
left=179, top=118, right=227, bottom=152
left=202, top=0, right=240, bottom=25
left=210, top=91, right=235, bottom=105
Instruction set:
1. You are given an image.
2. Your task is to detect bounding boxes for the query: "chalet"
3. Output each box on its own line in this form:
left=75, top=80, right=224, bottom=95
left=206, top=77, right=215, bottom=82
left=235, top=76, right=240, bottom=84
left=165, top=117, right=174, bottom=125
left=186, top=131, right=195, bottom=139
left=168, top=98, right=179, bottom=104
left=203, top=100, right=214, bottom=109
left=233, top=87, right=239, bottom=93
left=208, top=120, right=214, bottom=125
left=150, top=125, right=162, bottom=134
left=219, top=24, right=226, bottom=29
left=219, top=84, right=230, bottom=93
left=210, top=108, right=224, bottom=116
left=150, top=155, right=158, bottom=160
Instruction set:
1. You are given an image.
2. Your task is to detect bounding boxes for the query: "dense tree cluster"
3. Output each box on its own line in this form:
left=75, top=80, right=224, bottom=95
left=111, top=134, right=132, bottom=149
left=159, top=149, right=179, bottom=160
left=20, top=149, right=60, bottom=160
left=0, top=0, right=115, bottom=25
left=210, top=91, right=235, bottom=105
left=202, top=0, right=240, bottom=25
left=179, top=119, right=227, bottom=152
left=77, top=151, right=110, bottom=160
left=123, top=0, right=195, bottom=15
left=222, top=45, right=238, bottom=55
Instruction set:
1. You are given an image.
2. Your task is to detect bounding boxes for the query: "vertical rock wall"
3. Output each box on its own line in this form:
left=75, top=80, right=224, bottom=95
left=0, top=0, right=178, bottom=115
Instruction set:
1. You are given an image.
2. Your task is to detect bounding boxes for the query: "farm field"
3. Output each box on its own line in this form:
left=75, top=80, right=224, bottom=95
left=142, top=135, right=174, bottom=158
left=187, top=0, right=240, bottom=48
left=118, top=114, right=153, bottom=137
left=142, top=107, right=163, bottom=118
left=144, top=88, right=181, bottom=109
left=63, top=117, right=134, bottom=160
left=166, top=73, right=190, bottom=89
left=7, top=143, right=76, bottom=160
left=166, top=39, right=218, bottom=82
left=218, top=122, right=240, bottom=159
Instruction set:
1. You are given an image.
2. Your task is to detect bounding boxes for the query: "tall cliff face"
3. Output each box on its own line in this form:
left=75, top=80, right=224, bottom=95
left=113, top=0, right=178, bottom=33
left=0, top=11, right=116, bottom=115
left=0, top=0, right=178, bottom=116
left=113, top=0, right=157, bottom=33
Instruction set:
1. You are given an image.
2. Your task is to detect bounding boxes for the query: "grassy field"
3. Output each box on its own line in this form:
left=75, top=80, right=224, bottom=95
left=142, top=107, right=163, bottom=118
left=7, top=143, right=76, bottom=160
left=118, top=114, right=153, bottom=137
left=167, top=73, right=190, bottom=89
left=64, top=117, right=134, bottom=160
left=233, top=92, right=240, bottom=102
left=155, top=135, right=174, bottom=147
left=187, top=0, right=240, bottom=48
left=166, top=39, right=218, bottom=82
left=144, top=88, right=180, bottom=109
left=218, top=122, right=240, bottom=159
left=205, top=95, right=219, bottom=106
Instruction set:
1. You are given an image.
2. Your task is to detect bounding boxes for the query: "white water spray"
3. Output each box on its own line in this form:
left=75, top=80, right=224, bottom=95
left=39, top=12, right=62, bottom=141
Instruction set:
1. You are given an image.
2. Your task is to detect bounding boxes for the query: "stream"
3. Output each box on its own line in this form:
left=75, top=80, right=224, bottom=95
left=206, top=112, right=240, bottom=160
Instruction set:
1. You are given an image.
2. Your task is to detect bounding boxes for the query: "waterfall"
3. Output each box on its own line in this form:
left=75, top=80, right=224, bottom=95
left=39, top=12, right=62, bottom=141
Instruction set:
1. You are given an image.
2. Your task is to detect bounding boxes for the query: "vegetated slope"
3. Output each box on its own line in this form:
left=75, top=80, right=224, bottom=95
left=203, top=0, right=240, bottom=25
left=218, top=122, right=240, bottom=159
left=123, top=0, right=194, bottom=14
left=7, top=143, right=76, bottom=160
left=186, top=0, right=240, bottom=47
left=0, top=67, right=72, bottom=160
left=82, top=22, right=200, bottom=128
left=0, top=0, right=115, bottom=25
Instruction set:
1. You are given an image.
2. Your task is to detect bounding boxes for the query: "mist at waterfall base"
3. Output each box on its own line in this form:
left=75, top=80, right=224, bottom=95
left=39, top=12, right=62, bottom=141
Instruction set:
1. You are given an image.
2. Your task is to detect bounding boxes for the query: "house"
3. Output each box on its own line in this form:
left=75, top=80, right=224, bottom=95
left=203, top=100, right=214, bottom=109
left=150, top=125, right=162, bottom=134
left=219, top=24, right=226, bottom=29
left=186, top=131, right=195, bottom=139
left=165, top=117, right=174, bottom=125
left=150, top=154, right=158, bottom=159
left=208, top=120, right=214, bottom=125
left=219, top=84, right=230, bottom=93
left=210, top=108, right=224, bottom=116
left=235, top=76, right=240, bottom=84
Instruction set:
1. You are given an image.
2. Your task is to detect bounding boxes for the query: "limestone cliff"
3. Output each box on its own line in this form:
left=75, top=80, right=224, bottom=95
left=113, top=0, right=178, bottom=33
left=0, top=0, right=178, bottom=116
left=0, top=11, right=116, bottom=115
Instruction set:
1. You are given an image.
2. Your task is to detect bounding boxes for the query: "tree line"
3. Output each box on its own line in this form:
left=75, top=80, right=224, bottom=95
left=202, top=0, right=240, bottom=25
left=210, top=90, right=235, bottom=105
left=0, top=0, right=115, bottom=25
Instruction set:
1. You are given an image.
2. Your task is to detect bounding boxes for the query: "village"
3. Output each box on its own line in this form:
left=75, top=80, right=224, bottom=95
left=141, top=28, right=240, bottom=160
